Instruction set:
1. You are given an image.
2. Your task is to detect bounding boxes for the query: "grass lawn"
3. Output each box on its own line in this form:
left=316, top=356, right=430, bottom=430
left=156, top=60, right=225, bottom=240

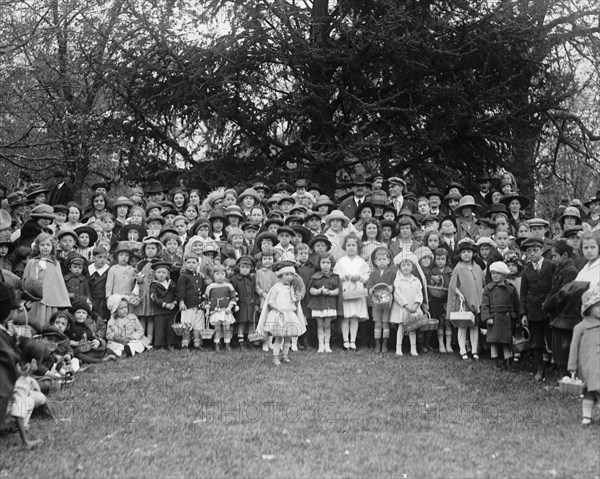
left=1, top=348, right=599, bottom=478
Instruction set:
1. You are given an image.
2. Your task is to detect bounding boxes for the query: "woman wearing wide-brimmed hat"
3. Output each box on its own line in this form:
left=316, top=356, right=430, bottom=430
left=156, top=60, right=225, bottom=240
left=323, top=210, right=356, bottom=260
left=454, top=195, right=480, bottom=242
left=501, top=193, right=530, bottom=236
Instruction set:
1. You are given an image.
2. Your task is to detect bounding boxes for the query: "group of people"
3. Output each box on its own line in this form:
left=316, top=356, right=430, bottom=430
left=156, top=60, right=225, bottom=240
left=0, top=168, right=599, bottom=448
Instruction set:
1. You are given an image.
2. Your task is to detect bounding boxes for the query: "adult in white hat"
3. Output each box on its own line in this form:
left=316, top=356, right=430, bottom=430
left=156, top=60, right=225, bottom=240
left=323, top=210, right=356, bottom=260
left=454, top=195, right=480, bottom=242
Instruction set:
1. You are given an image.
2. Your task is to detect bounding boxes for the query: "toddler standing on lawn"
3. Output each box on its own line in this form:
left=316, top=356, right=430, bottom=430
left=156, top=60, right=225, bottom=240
left=257, top=262, right=306, bottom=365
left=308, top=254, right=340, bottom=353
left=390, top=251, right=423, bottom=356
left=481, top=261, right=519, bottom=369
left=205, top=264, right=237, bottom=351
left=568, top=287, right=600, bottom=425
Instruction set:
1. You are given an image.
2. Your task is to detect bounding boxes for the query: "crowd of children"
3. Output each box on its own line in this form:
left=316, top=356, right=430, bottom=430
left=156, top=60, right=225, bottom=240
left=0, top=171, right=599, bottom=446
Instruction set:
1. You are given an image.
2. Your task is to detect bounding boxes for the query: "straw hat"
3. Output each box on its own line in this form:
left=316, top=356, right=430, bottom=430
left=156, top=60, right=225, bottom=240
left=324, top=210, right=350, bottom=228
left=29, top=204, right=57, bottom=220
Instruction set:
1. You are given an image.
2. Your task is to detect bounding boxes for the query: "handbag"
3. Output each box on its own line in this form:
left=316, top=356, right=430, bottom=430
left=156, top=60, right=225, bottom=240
left=511, top=325, right=531, bottom=353
left=342, top=281, right=368, bottom=300
left=449, top=299, right=476, bottom=327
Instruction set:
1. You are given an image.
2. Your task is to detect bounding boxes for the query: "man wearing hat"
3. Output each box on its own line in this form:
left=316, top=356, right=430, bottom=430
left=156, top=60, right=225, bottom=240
left=387, top=177, right=416, bottom=215
left=519, top=236, right=557, bottom=381
left=473, top=173, right=492, bottom=211
left=339, top=174, right=370, bottom=220
left=527, top=218, right=553, bottom=259
left=424, top=188, right=445, bottom=219
left=48, top=171, right=74, bottom=206
left=146, top=182, right=166, bottom=203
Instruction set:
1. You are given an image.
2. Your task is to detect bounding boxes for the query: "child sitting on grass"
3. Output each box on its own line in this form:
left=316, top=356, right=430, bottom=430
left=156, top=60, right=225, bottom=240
left=257, top=262, right=306, bottom=365
left=568, top=287, right=600, bottom=425
left=68, top=300, right=115, bottom=363
left=106, top=294, right=151, bottom=357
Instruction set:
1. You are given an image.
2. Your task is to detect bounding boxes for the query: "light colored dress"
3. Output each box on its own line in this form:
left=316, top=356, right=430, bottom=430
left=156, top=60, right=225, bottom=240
left=575, top=258, right=600, bottom=289
left=333, top=254, right=370, bottom=320
left=256, top=282, right=306, bottom=338
left=390, top=273, right=424, bottom=324
left=106, top=313, right=151, bottom=356
left=22, top=257, right=70, bottom=329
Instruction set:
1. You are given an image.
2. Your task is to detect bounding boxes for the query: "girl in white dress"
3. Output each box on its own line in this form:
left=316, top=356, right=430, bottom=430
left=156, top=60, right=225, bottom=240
left=333, top=234, right=370, bottom=350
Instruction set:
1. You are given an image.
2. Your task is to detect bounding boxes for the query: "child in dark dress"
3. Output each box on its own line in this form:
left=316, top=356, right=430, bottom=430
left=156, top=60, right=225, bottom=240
left=229, top=256, right=258, bottom=348
left=308, top=254, right=341, bottom=353
left=429, top=247, right=453, bottom=353
left=149, top=260, right=178, bottom=349
left=88, top=246, right=110, bottom=321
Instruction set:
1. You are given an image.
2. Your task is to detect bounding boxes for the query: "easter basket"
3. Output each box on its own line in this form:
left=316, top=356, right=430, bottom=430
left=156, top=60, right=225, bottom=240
left=199, top=309, right=216, bottom=339
left=342, top=282, right=368, bottom=300
left=511, top=325, right=531, bottom=353
left=403, top=312, right=434, bottom=333
left=449, top=300, right=476, bottom=328
left=171, top=311, right=193, bottom=337
left=248, top=312, right=265, bottom=342
left=559, top=376, right=585, bottom=396
left=427, top=285, right=448, bottom=299
left=370, top=283, right=392, bottom=307
left=419, top=314, right=439, bottom=332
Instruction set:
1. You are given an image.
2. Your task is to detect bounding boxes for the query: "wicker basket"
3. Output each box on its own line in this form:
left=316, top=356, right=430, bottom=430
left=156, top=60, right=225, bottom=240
left=427, top=285, right=448, bottom=299
left=403, top=312, right=432, bottom=333
left=559, top=378, right=585, bottom=396
left=371, top=283, right=392, bottom=307
left=198, top=308, right=215, bottom=339
left=511, top=325, right=531, bottom=353
left=420, top=317, right=439, bottom=331
left=171, top=312, right=193, bottom=337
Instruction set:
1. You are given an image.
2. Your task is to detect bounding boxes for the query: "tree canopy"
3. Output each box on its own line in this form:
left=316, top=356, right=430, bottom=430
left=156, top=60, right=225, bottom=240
left=1, top=0, right=599, bottom=207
